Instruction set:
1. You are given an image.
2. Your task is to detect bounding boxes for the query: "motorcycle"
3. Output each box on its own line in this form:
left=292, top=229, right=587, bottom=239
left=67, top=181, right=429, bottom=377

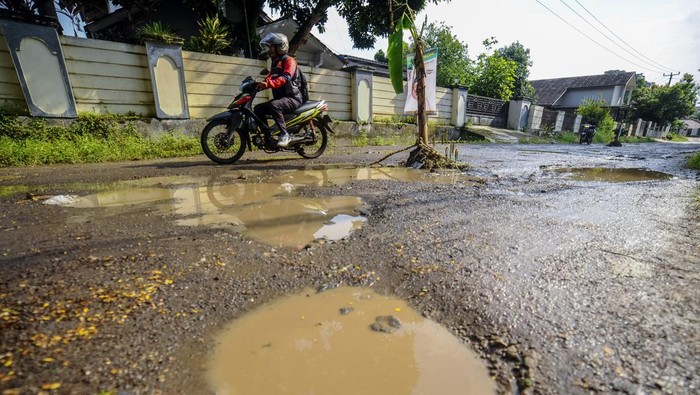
left=579, top=123, right=596, bottom=145
left=201, top=69, right=334, bottom=164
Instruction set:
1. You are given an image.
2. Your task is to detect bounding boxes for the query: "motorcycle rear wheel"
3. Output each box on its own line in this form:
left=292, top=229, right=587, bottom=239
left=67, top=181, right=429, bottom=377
left=201, top=119, right=246, bottom=164
left=296, top=124, right=328, bottom=159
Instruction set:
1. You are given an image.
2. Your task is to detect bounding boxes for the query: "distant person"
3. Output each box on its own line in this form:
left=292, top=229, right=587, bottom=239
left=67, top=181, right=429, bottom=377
left=254, top=33, right=303, bottom=148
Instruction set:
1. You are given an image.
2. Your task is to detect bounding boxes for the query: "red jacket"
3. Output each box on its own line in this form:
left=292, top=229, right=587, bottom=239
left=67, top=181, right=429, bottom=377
left=263, top=55, right=303, bottom=102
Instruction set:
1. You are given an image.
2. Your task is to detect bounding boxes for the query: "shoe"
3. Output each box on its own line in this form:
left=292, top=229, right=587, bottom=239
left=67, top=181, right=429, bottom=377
left=277, top=133, right=290, bottom=147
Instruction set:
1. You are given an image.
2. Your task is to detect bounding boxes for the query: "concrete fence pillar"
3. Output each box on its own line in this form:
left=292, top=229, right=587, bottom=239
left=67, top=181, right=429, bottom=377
left=634, top=118, right=643, bottom=136
left=554, top=111, right=565, bottom=132
left=507, top=99, right=531, bottom=131
left=349, top=66, right=373, bottom=123
left=451, top=86, right=467, bottom=127
left=145, top=41, right=189, bottom=119
left=526, top=105, right=543, bottom=132
left=573, top=115, right=582, bottom=133
left=662, top=125, right=670, bottom=138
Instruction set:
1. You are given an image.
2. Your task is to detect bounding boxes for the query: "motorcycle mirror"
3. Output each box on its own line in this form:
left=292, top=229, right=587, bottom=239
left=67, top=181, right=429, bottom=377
left=260, top=69, right=269, bottom=76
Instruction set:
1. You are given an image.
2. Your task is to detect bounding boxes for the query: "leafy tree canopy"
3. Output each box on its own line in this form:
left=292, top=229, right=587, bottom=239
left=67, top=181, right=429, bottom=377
left=466, top=38, right=517, bottom=101
left=266, top=0, right=447, bottom=54
left=632, top=73, right=699, bottom=124
left=496, top=41, right=535, bottom=100
left=373, top=49, right=388, bottom=63
left=421, top=21, right=470, bottom=87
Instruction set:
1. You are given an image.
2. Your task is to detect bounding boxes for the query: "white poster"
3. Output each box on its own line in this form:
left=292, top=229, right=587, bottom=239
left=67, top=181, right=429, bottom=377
left=404, top=48, right=438, bottom=115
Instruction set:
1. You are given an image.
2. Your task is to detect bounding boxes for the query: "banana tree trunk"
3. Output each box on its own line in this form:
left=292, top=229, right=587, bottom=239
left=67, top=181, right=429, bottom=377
left=413, top=39, right=429, bottom=145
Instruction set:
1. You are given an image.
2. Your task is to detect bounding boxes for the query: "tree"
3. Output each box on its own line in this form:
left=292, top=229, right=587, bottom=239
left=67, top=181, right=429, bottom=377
left=496, top=41, right=535, bottom=99
left=421, top=21, right=470, bottom=87
left=466, top=38, right=516, bottom=100
left=1, top=0, right=61, bottom=31
left=632, top=73, right=699, bottom=124
left=266, top=0, right=447, bottom=55
left=373, top=49, right=388, bottom=63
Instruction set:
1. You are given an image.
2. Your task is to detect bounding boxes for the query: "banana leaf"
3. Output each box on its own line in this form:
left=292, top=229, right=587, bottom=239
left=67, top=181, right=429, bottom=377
left=387, top=14, right=406, bottom=94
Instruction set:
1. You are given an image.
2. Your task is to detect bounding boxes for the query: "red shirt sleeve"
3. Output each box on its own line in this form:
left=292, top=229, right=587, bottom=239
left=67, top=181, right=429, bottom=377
left=265, top=57, right=297, bottom=89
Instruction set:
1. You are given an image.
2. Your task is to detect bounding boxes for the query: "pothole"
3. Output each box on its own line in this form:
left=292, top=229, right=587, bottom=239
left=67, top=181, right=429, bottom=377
left=59, top=167, right=471, bottom=248
left=546, top=167, right=673, bottom=182
left=206, top=286, right=496, bottom=395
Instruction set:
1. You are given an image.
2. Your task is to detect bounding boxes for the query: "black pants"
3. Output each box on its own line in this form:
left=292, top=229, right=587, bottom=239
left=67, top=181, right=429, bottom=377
left=254, top=97, right=301, bottom=134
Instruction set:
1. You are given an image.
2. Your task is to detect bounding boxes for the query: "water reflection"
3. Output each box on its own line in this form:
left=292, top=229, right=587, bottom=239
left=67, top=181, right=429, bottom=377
left=65, top=167, right=471, bottom=248
left=69, top=180, right=365, bottom=248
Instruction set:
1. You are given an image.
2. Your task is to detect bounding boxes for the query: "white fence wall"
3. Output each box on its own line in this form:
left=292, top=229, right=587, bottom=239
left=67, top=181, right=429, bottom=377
left=62, top=36, right=154, bottom=115
left=0, top=33, right=26, bottom=113
left=0, top=34, right=458, bottom=126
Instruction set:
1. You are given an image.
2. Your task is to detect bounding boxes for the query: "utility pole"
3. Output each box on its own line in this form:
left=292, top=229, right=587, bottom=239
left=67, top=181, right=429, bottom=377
left=663, top=72, right=680, bottom=86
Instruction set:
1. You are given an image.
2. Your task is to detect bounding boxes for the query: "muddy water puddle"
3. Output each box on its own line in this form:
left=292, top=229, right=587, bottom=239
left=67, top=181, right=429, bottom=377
left=207, top=286, right=495, bottom=395
left=62, top=167, right=468, bottom=248
left=547, top=167, right=673, bottom=182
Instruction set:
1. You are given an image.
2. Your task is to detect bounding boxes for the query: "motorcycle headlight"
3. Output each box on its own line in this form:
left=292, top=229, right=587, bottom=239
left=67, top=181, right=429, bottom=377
left=240, top=76, right=254, bottom=91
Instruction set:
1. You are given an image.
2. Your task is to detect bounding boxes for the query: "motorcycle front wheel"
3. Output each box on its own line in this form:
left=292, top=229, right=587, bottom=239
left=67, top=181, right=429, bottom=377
left=297, top=124, right=328, bottom=159
left=201, top=119, right=246, bottom=164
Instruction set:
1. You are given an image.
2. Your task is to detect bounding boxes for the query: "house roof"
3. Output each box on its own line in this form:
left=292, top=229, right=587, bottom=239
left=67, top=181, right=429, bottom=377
left=682, top=119, right=700, bottom=129
left=339, top=54, right=390, bottom=76
left=256, top=18, right=345, bottom=69
left=530, top=71, right=636, bottom=106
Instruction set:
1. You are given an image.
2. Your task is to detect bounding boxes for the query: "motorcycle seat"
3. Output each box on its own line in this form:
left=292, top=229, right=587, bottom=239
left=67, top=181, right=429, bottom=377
left=292, top=101, right=322, bottom=114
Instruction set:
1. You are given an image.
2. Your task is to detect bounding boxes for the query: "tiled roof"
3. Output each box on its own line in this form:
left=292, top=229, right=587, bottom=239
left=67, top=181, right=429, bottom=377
left=682, top=118, right=700, bottom=129
left=530, top=72, right=636, bottom=106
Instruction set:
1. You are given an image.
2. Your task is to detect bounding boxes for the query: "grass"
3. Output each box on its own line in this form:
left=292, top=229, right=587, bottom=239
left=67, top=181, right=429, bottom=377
left=519, top=131, right=578, bottom=144
left=688, top=151, right=700, bottom=170
left=0, top=114, right=200, bottom=167
left=620, top=136, right=655, bottom=143
left=665, top=133, right=689, bottom=142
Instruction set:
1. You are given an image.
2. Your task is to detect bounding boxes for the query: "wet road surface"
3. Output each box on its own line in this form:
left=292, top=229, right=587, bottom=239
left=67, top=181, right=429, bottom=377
left=0, top=141, right=698, bottom=394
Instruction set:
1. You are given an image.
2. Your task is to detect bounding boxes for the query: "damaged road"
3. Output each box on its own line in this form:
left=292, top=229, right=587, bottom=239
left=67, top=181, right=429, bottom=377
left=1, top=142, right=699, bottom=394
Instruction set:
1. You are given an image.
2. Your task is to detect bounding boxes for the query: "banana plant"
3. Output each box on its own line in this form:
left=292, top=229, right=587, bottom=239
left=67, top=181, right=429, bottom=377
left=387, top=5, right=429, bottom=145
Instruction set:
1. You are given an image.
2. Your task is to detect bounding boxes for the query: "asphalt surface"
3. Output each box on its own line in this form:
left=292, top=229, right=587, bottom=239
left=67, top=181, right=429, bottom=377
left=1, top=141, right=698, bottom=394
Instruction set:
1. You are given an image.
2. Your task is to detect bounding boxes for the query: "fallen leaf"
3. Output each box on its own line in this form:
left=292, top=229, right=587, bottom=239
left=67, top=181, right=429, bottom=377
left=41, top=383, right=61, bottom=390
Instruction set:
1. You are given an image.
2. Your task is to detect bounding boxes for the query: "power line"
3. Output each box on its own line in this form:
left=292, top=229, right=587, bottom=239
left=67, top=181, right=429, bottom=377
left=558, top=0, right=668, bottom=73
left=534, top=0, right=670, bottom=74
left=651, top=75, right=667, bottom=84
left=573, top=0, right=676, bottom=72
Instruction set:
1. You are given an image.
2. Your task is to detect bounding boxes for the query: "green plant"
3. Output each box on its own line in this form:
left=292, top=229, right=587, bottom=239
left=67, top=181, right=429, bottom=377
left=577, top=98, right=615, bottom=143
left=352, top=131, right=369, bottom=147
left=559, top=131, right=579, bottom=143
left=137, top=22, right=184, bottom=45
left=372, top=114, right=416, bottom=124
left=185, top=15, right=231, bottom=55
left=688, top=151, right=700, bottom=170
left=0, top=114, right=199, bottom=167
left=619, top=136, right=654, bottom=143
left=665, top=132, right=688, bottom=142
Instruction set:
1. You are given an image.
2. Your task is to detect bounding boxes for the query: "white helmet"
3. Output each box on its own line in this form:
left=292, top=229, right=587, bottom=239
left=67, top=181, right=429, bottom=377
left=259, top=32, right=289, bottom=55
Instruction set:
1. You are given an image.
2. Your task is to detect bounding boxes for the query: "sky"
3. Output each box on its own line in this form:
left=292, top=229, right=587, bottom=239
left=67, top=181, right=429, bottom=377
left=302, top=0, right=700, bottom=85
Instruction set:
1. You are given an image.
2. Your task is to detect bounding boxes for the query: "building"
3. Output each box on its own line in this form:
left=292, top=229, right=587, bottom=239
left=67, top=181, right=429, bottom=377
left=530, top=71, right=637, bottom=120
left=681, top=118, right=700, bottom=137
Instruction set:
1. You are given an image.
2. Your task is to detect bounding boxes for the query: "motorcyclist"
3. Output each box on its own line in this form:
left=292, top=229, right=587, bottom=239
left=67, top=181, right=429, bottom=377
left=254, top=32, right=303, bottom=148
